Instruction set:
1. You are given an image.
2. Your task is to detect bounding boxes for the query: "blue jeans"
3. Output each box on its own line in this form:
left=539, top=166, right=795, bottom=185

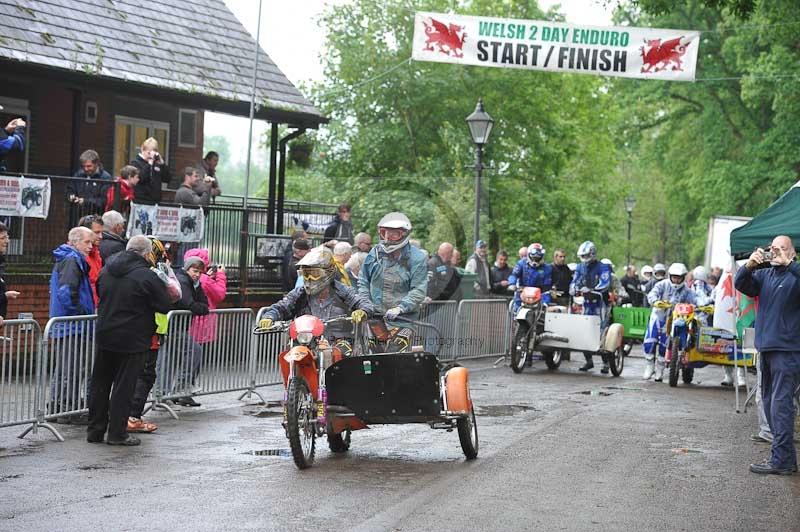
left=761, top=351, right=800, bottom=469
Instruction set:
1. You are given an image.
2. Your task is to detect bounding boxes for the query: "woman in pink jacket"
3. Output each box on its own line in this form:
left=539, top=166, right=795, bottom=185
left=183, top=248, right=227, bottom=394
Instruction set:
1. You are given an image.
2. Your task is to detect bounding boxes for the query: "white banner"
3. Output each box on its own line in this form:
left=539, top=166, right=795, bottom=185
left=0, top=176, right=51, bottom=218
left=127, top=202, right=204, bottom=243
left=412, top=12, right=700, bottom=81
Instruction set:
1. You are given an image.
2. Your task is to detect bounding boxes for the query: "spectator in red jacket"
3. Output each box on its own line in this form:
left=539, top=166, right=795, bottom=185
left=105, top=165, right=139, bottom=215
left=79, top=215, right=104, bottom=307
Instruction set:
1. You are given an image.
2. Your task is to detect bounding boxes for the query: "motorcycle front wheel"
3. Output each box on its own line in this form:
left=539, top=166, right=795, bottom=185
left=668, top=337, right=681, bottom=387
left=286, top=377, right=316, bottom=469
left=511, top=324, right=530, bottom=374
left=543, top=350, right=562, bottom=370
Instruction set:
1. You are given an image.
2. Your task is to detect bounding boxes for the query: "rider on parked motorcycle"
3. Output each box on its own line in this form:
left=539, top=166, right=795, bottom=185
left=690, top=265, right=714, bottom=325
left=258, top=246, right=375, bottom=357
left=569, top=241, right=612, bottom=373
left=508, top=243, right=552, bottom=312
left=642, top=262, right=697, bottom=381
left=358, top=212, right=428, bottom=352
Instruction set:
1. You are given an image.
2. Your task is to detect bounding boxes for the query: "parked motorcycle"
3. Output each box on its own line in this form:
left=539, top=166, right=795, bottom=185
left=510, top=287, right=568, bottom=373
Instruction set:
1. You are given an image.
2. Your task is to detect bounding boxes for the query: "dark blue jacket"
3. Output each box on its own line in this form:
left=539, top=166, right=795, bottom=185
left=69, top=168, right=112, bottom=214
left=509, top=260, right=553, bottom=305
left=734, top=262, right=800, bottom=352
left=49, top=244, right=95, bottom=337
left=0, top=126, right=25, bottom=171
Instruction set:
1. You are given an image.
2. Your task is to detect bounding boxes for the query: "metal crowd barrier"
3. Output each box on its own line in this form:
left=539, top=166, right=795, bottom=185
left=37, top=315, right=97, bottom=441
left=0, top=319, right=57, bottom=439
left=416, top=301, right=459, bottom=360
left=151, top=309, right=258, bottom=416
left=4, top=300, right=515, bottom=441
left=455, top=299, right=512, bottom=360
left=247, top=307, right=286, bottom=393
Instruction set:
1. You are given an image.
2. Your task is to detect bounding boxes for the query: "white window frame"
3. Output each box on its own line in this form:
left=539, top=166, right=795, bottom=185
left=178, top=108, right=198, bottom=148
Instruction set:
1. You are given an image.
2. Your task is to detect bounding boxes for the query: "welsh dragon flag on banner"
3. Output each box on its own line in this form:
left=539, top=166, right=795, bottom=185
left=713, top=266, right=757, bottom=337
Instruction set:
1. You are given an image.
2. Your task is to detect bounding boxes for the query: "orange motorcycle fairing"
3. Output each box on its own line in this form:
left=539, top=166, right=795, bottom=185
left=279, top=346, right=319, bottom=397
left=329, top=416, right=367, bottom=434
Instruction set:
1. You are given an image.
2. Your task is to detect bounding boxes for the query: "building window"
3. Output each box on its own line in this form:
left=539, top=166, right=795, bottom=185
left=178, top=109, right=198, bottom=148
left=85, top=101, right=97, bottom=124
left=113, top=116, right=170, bottom=177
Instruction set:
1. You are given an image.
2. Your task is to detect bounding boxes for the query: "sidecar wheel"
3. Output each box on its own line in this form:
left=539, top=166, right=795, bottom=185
left=457, top=408, right=479, bottom=460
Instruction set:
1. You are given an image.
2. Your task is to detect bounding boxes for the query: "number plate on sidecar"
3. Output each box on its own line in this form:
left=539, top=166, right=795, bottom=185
left=326, top=353, right=441, bottom=423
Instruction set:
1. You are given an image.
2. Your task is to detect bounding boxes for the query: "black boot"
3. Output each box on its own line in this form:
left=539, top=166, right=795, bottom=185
left=599, top=352, right=610, bottom=374
left=579, top=355, right=594, bottom=372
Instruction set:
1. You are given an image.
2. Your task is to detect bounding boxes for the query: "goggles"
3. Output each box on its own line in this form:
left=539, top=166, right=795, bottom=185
left=300, top=267, right=327, bottom=282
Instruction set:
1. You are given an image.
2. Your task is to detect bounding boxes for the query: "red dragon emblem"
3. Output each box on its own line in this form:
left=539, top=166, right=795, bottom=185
left=423, top=18, right=466, bottom=58
left=640, top=36, right=689, bottom=73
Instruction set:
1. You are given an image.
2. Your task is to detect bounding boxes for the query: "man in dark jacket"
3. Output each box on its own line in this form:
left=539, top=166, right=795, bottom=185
left=620, top=265, right=644, bottom=306
left=130, top=137, right=170, bottom=203
left=0, top=118, right=25, bottom=172
left=68, top=150, right=112, bottom=217
left=427, top=242, right=459, bottom=301
left=87, top=235, right=173, bottom=446
left=323, top=203, right=354, bottom=245
left=491, top=250, right=513, bottom=296
left=735, top=235, right=800, bottom=475
left=465, top=240, right=492, bottom=296
left=99, top=210, right=127, bottom=263
left=167, top=255, right=210, bottom=406
left=550, top=248, right=572, bottom=306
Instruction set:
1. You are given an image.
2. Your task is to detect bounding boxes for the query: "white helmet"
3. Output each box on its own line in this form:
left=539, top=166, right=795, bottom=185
left=692, top=266, right=707, bottom=282
left=567, top=262, right=577, bottom=272
left=377, top=212, right=412, bottom=254
left=577, top=241, right=596, bottom=263
left=653, top=263, right=667, bottom=278
left=641, top=265, right=654, bottom=276
left=668, top=262, right=688, bottom=288
left=601, top=258, right=614, bottom=270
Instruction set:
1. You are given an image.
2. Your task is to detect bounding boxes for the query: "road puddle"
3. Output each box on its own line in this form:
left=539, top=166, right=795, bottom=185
left=573, top=390, right=613, bottom=396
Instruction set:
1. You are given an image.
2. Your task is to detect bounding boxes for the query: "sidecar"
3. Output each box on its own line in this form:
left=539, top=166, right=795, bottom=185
left=324, top=352, right=478, bottom=460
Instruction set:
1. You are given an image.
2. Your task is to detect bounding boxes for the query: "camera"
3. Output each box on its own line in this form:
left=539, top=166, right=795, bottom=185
left=763, top=251, right=774, bottom=261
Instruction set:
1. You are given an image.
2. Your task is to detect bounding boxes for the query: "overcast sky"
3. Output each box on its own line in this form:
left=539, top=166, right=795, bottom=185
left=206, top=0, right=615, bottom=163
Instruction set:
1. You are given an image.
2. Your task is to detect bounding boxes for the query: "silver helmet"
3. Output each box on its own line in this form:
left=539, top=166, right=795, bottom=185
left=377, top=212, right=412, bottom=254
left=297, top=245, right=335, bottom=295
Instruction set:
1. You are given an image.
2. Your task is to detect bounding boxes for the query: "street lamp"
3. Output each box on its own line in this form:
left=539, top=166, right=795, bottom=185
left=624, top=195, right=637, bottom=268
left=465, top=99, right=494, bottom=244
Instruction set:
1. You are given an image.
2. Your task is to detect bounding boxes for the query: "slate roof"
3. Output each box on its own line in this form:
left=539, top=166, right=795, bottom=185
left=0, top=0, right=326, bottom=126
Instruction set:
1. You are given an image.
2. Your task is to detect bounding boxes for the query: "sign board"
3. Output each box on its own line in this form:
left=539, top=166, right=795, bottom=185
left=412, top=12, right=700, bottom=81
left=0, top=176, right=50, bottom=218
left=127, top=202, right=204, bottom=242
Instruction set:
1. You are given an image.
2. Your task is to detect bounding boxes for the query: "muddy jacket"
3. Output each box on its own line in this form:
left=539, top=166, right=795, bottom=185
left=646, top=279, right=697, bottom=316
left=359, top=244, right=428, bottom=326
left=264, top=280, right=375, bottom=339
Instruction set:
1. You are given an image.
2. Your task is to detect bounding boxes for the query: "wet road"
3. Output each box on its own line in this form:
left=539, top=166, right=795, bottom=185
left=1, top=353, right=798, bottom=531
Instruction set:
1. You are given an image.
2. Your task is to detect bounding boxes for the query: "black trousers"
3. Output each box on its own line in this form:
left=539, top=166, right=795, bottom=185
left=88, top=349, right=146, bottom=441
left=130, top=349, right=159, bottom=418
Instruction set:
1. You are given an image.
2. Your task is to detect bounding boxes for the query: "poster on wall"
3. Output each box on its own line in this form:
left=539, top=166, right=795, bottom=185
left=0, top=176, right=51, bottom=218
left=127, top=202, right=204, bottom=242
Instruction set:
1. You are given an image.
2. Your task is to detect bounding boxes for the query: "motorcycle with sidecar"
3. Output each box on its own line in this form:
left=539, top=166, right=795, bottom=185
left=254, top=314, right=478, bottom=470
left=509, top=287, right=569, bottom=373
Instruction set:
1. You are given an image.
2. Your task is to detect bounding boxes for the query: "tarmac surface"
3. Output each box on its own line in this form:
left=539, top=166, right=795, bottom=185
left=1, top=351, right=798, bottom=532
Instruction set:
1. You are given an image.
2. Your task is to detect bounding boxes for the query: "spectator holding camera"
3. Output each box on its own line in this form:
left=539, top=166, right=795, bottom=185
left=0, top=118, right=25, bottom=172
left=131, top=137, right=170, bottom=203
left=195, top=151, right=222, bottom=201
left=735, top=235, right=800, bottom=475
left=69, top=150, right=112, bottom=215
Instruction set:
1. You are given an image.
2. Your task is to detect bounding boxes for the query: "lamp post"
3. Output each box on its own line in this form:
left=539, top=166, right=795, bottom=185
left=624, top=195, right=637, bottom=268
left=465, top=99, right=494, bottom=244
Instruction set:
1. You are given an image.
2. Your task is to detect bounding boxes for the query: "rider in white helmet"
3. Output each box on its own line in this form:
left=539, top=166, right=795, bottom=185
left=639, top=265, right=654, bottom=307
left=358, top=212, right=428, bottom=352
left=642, top=262, right=697, bottom=381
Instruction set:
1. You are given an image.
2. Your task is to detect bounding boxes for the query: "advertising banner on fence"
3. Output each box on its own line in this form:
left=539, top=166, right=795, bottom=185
left=412, top=12, right=700, bottom=81
left=127, top=202, right=204, bottom=242
left=0, top=175, right=51, bottom=218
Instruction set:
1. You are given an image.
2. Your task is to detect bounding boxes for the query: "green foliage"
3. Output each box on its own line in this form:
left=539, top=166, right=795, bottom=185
left=277, top=0, right=798, bottom=270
